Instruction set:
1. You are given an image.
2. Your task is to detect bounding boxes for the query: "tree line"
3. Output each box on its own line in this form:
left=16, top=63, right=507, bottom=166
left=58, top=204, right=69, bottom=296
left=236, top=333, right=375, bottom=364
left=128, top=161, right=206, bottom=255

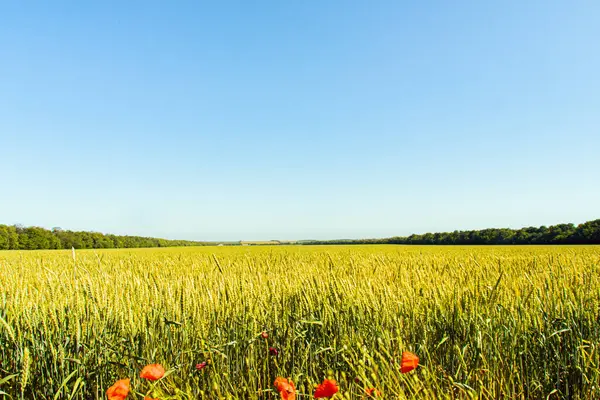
left=302, top=219, right=600, bottom=245
left=0, top=225, right=212, bottom=250
left=1, top=219, right=599, bottom=250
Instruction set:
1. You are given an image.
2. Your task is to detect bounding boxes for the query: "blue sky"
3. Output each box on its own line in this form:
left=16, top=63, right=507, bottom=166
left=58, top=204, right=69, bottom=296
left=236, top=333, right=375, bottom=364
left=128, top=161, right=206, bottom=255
left=1, top=1, right=599, bottom=241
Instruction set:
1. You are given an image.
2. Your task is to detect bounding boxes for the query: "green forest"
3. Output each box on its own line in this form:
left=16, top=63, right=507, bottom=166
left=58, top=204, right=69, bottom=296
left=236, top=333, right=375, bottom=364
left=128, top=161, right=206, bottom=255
left=0, top=219, right=599, bottom=250
left=304, top=219, right=600, bottom=245
left=0, top=225, right=209, bottom=250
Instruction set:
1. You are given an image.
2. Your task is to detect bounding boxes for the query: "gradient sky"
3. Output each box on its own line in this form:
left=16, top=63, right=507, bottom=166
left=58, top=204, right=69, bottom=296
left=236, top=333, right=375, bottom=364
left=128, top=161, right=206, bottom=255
left=1, top=1, right=599, bottom=241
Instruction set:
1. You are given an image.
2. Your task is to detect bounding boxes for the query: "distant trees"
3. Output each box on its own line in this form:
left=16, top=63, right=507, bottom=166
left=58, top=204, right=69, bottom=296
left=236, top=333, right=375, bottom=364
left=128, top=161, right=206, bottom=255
left=0, top=225, right=18, bottom=250
left=303, top=219, right=600, bottom=246
left=1, top=219, right=599, bottom=250
left=0, top=225, right=209, bottom=250
left=17, top=226, right=62, bottom=249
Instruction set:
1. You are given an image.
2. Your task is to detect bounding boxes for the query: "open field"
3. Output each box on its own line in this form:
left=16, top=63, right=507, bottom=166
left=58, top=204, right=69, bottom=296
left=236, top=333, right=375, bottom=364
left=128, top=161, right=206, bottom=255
left=1, top=245, right=599, bottom=399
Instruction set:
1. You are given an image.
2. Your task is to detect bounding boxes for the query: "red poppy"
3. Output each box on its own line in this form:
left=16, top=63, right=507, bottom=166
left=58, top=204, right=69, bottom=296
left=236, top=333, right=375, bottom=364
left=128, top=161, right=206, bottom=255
left=261, top=331, right=269, bottom=339
left=314, top=379, right=338, bottom=398
left=269, top=347, right=279, bottom=356
left=140, top=364, right=165, bottom=381
left=400, top=351, right=419, bottom=373
left=106, top=378, right=130, bottom=400
left=196, top=361, right=208, bottom=370
left=144, top=398, right=158, bottom=400
left=274, top=377, right=296, bottom=400
left=365, top=387, right=381, bottom=397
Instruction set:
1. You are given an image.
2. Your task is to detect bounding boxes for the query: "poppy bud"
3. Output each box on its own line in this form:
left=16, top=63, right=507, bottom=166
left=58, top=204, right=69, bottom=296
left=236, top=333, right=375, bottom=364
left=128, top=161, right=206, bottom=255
left=196, top=361, right=208, bottom=370
left=261, top=331, right=269, bottom=339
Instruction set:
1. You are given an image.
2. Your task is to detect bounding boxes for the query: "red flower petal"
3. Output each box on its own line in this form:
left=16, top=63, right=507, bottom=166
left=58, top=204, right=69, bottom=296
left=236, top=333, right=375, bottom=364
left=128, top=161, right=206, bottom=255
left=400, top=351, right=419, bottom=373
left=274, top=377, right=296, bottom=400
left=140, top=364, right=165, bottom=381
left=106, top=378, right=130, bottom=400
left=314, top=379, right=338, bottom=398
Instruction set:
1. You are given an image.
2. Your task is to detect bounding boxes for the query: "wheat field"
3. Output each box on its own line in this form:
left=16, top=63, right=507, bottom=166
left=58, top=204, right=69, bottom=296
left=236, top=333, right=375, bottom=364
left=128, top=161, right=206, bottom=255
left=0, top=245, right=599, bottom=399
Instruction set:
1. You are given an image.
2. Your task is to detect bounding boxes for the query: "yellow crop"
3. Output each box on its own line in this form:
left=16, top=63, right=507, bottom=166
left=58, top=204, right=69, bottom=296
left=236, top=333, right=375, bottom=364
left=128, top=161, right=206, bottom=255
left=0, top=245, right=599, bottom=398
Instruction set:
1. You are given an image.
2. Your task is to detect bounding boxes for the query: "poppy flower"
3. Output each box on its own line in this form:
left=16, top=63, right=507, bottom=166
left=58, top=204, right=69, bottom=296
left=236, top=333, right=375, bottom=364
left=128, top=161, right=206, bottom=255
left=365, top=388, right=381, bottom=397
left=269, top=347, right=279, bottom=356
left=196, top=361, right=208, bottom=370
left=140, top=364, right=165, bottom=381
left=106, top=378, right=130, bottom=400
left=144, top=398, right=158, bottom=400
left=314, top=379, right=338, bottom=398
left=274, top=377, right=296, bottom=400
left=400, top=351, right=419, bottom=373
left=261, top=331, right=269, bottom=339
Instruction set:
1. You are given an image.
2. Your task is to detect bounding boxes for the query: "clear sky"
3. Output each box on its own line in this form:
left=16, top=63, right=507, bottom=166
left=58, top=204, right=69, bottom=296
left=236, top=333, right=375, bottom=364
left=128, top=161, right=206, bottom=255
left=1, top=1, right=599, bottom=241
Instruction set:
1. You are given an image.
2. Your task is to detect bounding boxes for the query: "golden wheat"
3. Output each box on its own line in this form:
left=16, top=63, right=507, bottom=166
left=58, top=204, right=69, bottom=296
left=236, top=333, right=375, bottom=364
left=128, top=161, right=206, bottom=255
left=0, top=245, right=599, bottom=398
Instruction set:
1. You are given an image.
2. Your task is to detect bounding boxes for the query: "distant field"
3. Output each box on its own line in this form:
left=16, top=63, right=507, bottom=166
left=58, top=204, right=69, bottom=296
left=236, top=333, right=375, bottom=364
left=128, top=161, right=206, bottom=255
left=1, top=245, right=599, bottom=399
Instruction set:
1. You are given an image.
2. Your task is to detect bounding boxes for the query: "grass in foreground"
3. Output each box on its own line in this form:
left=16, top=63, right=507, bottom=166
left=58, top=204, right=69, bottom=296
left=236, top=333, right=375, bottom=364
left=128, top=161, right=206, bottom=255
left=0, top=245, right=599, bottom=398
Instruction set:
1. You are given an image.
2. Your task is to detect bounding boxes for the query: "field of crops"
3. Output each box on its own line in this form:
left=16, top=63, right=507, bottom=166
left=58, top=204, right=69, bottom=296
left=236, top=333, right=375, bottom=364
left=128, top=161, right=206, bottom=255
left=0, top=245, right=599, bottom=399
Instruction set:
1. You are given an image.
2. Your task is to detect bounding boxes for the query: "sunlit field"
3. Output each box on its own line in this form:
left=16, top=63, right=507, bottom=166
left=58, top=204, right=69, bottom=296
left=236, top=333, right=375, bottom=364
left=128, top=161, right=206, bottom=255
left=1, top=245, right=599, bottom=399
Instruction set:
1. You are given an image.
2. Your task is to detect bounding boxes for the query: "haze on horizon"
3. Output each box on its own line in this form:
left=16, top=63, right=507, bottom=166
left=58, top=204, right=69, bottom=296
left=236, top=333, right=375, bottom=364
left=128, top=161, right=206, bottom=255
left=1, top=1, right=599, bottom=241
